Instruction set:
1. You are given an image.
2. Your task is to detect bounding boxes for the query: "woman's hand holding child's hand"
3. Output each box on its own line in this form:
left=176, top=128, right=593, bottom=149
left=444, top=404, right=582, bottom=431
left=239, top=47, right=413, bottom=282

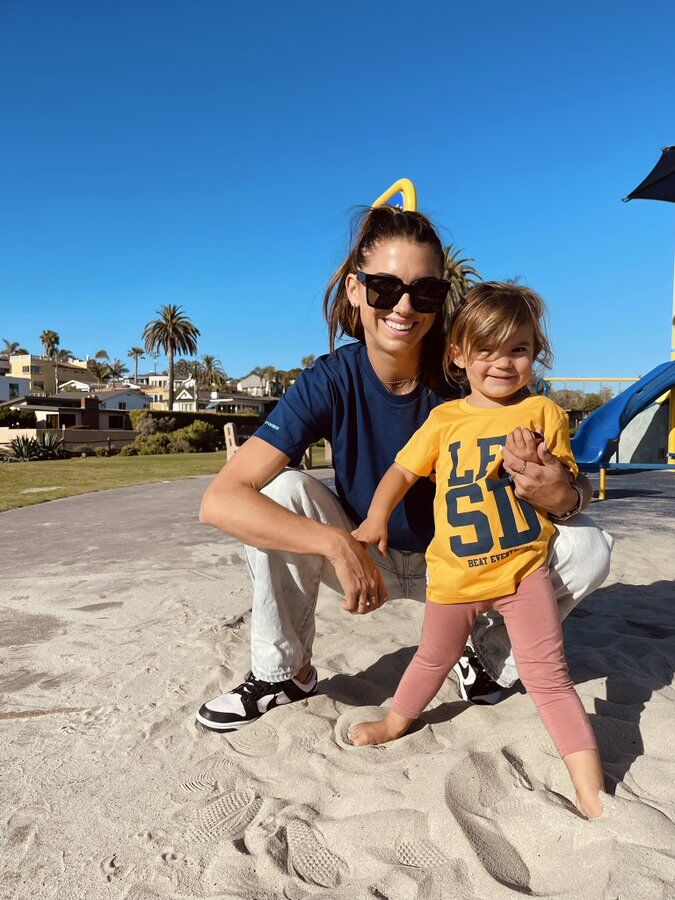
left=352, top=517, right=389, bottom=558
left=502, top=427, right=579, bottom=516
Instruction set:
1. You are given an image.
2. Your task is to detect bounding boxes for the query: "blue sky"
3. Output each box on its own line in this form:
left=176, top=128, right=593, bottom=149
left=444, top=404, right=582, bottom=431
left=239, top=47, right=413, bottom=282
left=2, top=1, right=674, bottom=380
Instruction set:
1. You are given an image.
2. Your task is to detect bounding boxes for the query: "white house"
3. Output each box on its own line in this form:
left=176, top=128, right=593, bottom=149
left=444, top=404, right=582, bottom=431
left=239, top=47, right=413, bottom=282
left=95, top=389, right=151, bottom=411
left=174, top=381, right=213, bottom=412
left=0, top=374, right=31, bottom=403
left=206, top=392, right=269, bottom=414
left=237, top=373, right=269, bottom=396
left=58, top=379, right=94, bottom=393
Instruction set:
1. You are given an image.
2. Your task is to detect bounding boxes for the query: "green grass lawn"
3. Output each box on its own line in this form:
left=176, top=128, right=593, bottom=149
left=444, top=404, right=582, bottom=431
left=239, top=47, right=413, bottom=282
left=0, top=452, right=230, bottom=512
left=0, top=444, right=331, bottom=513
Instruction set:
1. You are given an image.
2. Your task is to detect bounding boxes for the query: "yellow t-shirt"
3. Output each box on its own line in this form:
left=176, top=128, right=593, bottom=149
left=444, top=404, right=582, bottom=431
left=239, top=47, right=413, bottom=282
left=395, top=395, right=578, bottom=604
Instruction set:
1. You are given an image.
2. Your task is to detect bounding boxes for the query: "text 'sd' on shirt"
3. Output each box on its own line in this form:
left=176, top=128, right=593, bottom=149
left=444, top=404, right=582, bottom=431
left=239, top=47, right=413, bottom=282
left=395, top=395, right=578, bottom=603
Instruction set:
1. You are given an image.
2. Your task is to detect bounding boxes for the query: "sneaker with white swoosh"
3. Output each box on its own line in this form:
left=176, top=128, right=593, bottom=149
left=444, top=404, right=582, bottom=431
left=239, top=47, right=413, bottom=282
left=453, top=648, right=503, bottom=705
left=196, top=667, right=318, bottom=732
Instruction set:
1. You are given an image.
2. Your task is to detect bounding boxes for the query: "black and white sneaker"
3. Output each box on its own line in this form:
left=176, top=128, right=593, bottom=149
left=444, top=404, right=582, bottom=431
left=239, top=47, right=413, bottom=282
left=453, top=648, right=503, bottom=705
left=195, top=667, right=318, bottom=732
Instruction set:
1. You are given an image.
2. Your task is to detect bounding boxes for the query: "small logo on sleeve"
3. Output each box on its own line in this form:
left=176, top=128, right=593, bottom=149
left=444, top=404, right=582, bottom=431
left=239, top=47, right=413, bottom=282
left=264, top=421, right=280, bottom=431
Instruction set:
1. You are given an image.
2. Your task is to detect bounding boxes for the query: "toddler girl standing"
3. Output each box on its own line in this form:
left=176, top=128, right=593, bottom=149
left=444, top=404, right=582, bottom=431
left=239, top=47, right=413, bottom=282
left=349, top=282, right=604, bottom=819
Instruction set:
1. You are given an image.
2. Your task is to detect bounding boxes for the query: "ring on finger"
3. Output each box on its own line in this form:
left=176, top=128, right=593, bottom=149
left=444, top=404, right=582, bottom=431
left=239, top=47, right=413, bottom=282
left=519, top=461, right=527, bottom=475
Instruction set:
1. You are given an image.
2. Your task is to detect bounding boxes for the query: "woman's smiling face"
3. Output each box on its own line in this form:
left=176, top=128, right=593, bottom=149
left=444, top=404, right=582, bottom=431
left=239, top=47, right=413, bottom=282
left=346, top=239, right=441, bottom=358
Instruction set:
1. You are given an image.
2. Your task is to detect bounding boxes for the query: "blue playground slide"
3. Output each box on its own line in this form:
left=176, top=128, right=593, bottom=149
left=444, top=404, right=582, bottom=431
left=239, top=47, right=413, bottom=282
left=571, top=361, right=675, bottom=470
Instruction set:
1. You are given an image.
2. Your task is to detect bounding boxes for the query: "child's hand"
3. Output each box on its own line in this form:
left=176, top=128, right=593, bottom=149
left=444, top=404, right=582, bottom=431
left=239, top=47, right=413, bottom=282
left=351, top=517, right=388, bottom=557
left=505, top=427, right=545, bottom=468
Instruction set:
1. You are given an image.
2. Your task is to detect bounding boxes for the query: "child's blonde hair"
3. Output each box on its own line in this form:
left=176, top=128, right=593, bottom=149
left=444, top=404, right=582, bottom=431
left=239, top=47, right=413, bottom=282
left=446, top=281, right=553, bottom=384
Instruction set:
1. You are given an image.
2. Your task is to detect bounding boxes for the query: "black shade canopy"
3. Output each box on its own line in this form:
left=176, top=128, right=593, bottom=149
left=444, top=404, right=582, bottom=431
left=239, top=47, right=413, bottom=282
left=623, top=146, right=675, bottom=203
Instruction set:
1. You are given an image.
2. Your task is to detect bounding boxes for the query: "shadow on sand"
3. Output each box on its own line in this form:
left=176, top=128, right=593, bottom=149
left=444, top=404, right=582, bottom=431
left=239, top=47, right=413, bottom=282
left=320, top=579, right=675, bottom=793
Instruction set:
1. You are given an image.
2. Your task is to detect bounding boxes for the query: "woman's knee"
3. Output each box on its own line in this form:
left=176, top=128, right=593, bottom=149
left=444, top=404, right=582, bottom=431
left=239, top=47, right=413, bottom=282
left=262, top=469, right=326, bottom=510
left=260, top=468, right=350, bottom=531
left=551, top=516, right=614, bottom=601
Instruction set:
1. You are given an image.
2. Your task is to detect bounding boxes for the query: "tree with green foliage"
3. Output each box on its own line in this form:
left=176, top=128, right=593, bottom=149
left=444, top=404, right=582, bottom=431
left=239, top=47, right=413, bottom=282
left=249, top=366, right=267, bottom=393
left=39, top=329, right=59, bottom=357
left=39, top=329, right=63, bottom=392
left=143, top=305, right=200, bottom=410
left=87, top=359, right=111, bottom=386
left=173, top=359, right=192, bottom=380
left=550, top=389, right=585, bottom=410
left=301, top=354, right=316, bottom=369
left=583, top=393, right=602, bottom=413
left=442, top=244, right=482, bottom=322
left=200, top=354, right=226, bottom=388
left=107, top=359, right=129, bottom=382
left=2, top=339, right=29, bottom=355
left=127, top=347, right=145, bottom=382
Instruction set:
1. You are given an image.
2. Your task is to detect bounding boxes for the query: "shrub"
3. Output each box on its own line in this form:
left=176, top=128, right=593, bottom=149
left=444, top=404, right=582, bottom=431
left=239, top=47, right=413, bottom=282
left=38, top=432, right=68, bottom=460
left=137, top=432, right=172, bottom=455
left=94, top=446, right=113, bottom=457
left=1, top=435, right=41, bottom=461
left=0, top=408, right=38, bottom=428
left=169, top=420, right=220, bottom=453
left=133, top=410, right=177, bottom=438
left=118, top=443, right=138, bottom=457
left=129, top=408, right=264, bottom=437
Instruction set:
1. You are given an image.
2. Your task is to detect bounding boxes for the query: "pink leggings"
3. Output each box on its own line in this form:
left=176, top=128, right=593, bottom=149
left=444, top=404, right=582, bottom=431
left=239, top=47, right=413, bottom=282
left=392, top=567, right=598, bottom=758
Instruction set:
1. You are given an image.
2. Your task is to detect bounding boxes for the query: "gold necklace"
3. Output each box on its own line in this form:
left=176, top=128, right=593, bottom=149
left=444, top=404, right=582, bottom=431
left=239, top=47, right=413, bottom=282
left=382, top=374, right=420, bottom=386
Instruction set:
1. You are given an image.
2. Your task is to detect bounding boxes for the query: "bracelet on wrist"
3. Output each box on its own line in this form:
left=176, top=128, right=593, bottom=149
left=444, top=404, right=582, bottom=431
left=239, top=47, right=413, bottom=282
left=550, top=482, right=583, bottom=522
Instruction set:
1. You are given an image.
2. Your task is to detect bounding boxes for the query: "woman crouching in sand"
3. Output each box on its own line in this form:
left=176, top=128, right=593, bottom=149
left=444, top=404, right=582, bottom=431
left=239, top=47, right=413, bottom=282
left=349, top=282, right=605, bottom=819
left=197, top=206, right=611, bottom=751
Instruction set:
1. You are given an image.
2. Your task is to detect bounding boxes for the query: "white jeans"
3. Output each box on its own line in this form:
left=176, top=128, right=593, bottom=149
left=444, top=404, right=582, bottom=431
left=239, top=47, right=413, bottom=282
left=244, top=470, right=613, bottom=688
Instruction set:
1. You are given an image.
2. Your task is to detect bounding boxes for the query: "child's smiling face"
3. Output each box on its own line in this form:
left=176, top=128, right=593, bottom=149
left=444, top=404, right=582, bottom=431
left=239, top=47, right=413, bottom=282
left=453, top=322, right=535, bottom=408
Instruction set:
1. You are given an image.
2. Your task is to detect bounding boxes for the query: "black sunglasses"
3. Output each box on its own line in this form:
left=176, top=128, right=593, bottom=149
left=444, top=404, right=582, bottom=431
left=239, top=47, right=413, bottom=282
left=356, top=271, right=450, bottom=313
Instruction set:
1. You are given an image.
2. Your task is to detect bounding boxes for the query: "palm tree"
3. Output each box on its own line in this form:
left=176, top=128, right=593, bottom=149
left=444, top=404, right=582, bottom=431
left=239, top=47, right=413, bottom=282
left=95, top=349, right=109, bottom=361
left=200, top=354, right=225, bottom=388
left=40, top=329, right=59, bottom=357
left=2, top=339, right=28, bottom=355
left=127, top=346, right=145, bottom=383
left=87, top=360, right=110, bottom=387
left=301, top=354, right=316, bottom=369
left=442, top=244, right=482, bottom=322
left=107, top=359, right=129, bottom=383
left=40, top=329, right=61, bottom=392
left=251, top=365, right=267, bottom=394
left=143, top=305, right=200, bottom=410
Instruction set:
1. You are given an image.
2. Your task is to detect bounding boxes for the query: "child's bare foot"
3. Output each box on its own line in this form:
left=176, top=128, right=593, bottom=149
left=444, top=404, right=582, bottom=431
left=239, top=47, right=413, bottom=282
left=577, top=788, right=604, bottom=820
left=348, top=711, right=411, bottom=746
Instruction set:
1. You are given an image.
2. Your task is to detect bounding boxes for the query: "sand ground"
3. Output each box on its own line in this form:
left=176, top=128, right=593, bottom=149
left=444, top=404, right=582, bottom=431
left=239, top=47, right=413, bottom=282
left=1, top=470, right=674, bottom=899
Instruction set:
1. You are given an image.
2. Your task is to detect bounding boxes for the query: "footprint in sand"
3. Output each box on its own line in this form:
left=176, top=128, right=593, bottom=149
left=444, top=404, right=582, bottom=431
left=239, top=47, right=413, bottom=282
left=171, top=773, right=220, bottom=804
left=284, top=819, right=348, bottom=888
left=395, top=835, right=449, bottom=868
left=183, top=788, right=262, bottom=843
left=100, top=854, right=123, bottom=882
left=202, top=753, right=241, bottom=780
left=444, top=750, right=532, bottom=892
left=227, top=721, right=279, bottom=757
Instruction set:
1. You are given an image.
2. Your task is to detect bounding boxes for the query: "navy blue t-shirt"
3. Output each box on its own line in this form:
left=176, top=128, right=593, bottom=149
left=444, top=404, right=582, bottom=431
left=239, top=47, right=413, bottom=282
left=253, top=342, right=459, bottom=553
